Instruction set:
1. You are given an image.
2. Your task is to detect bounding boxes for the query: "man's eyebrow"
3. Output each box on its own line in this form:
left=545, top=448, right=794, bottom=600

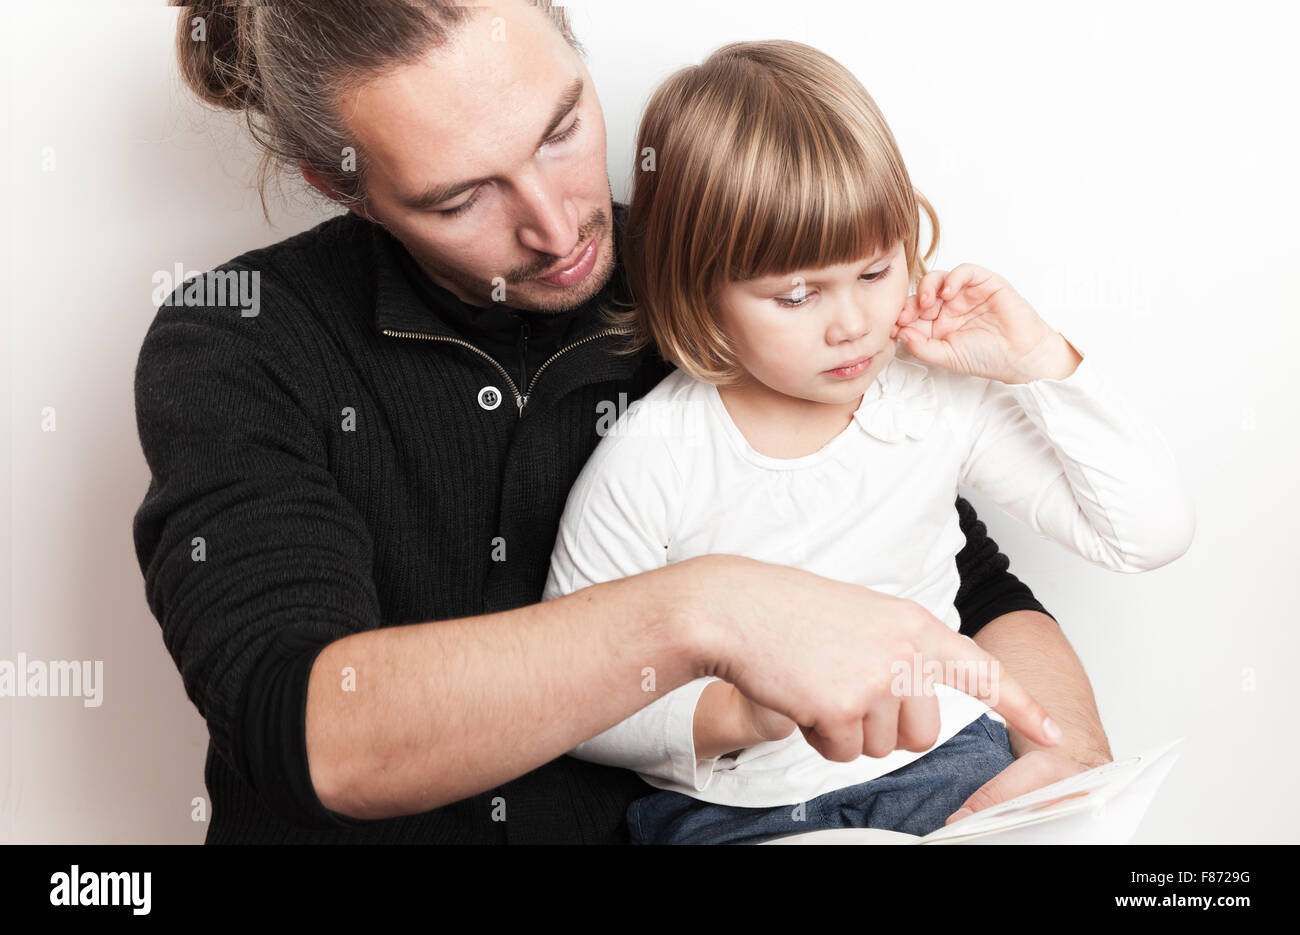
left=402, top=76, right=585, bottom=211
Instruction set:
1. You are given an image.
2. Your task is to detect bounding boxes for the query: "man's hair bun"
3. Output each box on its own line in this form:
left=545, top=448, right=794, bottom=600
left=167, top=1, right=585, bottom=217
left=173, top=1, right=262, bottom=114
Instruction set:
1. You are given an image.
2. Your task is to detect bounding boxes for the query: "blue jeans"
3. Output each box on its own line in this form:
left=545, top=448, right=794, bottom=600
left=626, top=713, right=1014, bottom=845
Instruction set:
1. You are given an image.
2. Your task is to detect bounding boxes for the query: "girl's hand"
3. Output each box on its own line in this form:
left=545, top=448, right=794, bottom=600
left=893, top=264, right=1062, bottom=383
left=736, top=691, right=799, bottom=743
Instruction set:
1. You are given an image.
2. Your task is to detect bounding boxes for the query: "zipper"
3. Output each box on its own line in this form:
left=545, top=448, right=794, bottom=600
left=381, top=325, right=634, bottom=417
left=516, top=319, right=530, bottom=393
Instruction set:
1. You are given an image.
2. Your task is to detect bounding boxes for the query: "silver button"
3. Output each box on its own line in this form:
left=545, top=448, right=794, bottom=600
left=478, top=385, right=503, bottom=410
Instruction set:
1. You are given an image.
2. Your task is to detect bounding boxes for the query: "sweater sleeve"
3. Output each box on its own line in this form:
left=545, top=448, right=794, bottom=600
left=132, top=270, right=380, bottom=829
left=541, top=417, right=725, bottom=793
left=952, top=495, right=1056, bottom=637
left=958, top=338, right=1196, bottom=573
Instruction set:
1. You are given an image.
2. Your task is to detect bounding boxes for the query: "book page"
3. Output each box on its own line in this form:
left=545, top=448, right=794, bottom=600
left=757, top=738, right=1183, bottom=845
left=920, top=737, right=1183, bottom=844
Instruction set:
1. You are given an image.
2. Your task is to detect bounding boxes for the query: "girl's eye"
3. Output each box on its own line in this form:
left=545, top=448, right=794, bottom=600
left=775, top=265, right=892, bottom=308
left=438, top=118, right=583, bottom=219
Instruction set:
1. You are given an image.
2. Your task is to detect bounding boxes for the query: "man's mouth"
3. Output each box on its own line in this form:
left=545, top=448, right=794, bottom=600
left=536, top=234, right=599, bottom=287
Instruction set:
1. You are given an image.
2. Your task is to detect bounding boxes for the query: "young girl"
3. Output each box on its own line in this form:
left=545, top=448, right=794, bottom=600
left=541, top=39, right=1194, bottom=845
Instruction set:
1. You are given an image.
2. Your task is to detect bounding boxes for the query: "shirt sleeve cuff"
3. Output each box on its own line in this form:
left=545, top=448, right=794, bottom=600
left=664, top=676, right=725, bottom=793
left=1006, top=335, right=1103, bottom=414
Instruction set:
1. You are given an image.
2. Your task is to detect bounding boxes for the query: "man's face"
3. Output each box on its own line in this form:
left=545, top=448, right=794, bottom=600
left=339, top=1, right=614, bottom=313
left=714, top=240, right=909, bottom=405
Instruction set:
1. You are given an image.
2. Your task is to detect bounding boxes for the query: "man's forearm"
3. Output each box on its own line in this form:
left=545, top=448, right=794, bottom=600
left=973, top=609, right=1112, bottom=767
left=305, top=567, right=703, bottom=820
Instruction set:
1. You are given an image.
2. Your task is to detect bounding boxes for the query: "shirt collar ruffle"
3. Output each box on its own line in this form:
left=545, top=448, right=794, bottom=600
left=851, top=351, right=938, bottom=443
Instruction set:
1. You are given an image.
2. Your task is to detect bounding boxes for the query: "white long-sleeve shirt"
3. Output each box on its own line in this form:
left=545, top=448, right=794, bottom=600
left=541, top=339, right=1194, bottom=808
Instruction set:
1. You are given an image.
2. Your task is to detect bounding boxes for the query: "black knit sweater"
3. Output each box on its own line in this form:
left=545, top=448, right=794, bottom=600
left=131, top=204, right=1052, bottom=844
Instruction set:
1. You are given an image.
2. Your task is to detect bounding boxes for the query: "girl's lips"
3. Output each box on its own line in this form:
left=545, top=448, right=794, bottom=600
left=825, top=355, right=874, bottom=378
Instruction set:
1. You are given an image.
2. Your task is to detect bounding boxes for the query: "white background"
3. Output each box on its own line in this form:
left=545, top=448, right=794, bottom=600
left=1, top=0, right=1296, bottom=843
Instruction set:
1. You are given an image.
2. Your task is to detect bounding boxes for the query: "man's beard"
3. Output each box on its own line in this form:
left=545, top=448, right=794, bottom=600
left=414, top=207, right=613, bottom=313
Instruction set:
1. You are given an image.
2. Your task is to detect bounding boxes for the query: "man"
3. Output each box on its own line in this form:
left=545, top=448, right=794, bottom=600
left=135, top=0, right=1109, bottom=843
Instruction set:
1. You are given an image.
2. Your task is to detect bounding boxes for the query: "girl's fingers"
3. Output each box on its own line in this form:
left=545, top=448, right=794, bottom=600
left=940, top=263, right=991, bottom=301
left=917, top=269, right=948, bottom=309
left=898, top=325, right=945, bottom=368
left=898, top=321, right=935, bottom=357
left=897, top=294, right=919, bottom=329
left=900, top=317, right=932, bottom=340
left=937, top=266, right=968, bottom=300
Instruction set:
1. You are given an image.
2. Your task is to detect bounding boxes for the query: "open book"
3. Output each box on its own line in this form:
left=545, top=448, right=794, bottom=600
left=761, top=737, right=1183, bottom=845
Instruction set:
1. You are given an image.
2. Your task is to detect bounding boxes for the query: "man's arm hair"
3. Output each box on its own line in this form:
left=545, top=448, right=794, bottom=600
left=950, top=498, right=1111, bottom=766
left=972, top=610, right=1112, bottom=767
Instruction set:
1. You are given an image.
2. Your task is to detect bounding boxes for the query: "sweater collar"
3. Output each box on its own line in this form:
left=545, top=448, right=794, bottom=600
left=368, top=204, right=651, bottom=405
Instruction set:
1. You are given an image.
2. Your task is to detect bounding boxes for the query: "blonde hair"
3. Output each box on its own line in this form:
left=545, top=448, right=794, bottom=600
left=171, top=0, right=584, bottom=219
left=603, top=39, right=940, bottom=385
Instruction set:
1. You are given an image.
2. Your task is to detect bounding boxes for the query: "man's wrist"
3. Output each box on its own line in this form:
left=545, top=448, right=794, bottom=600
left=972, top=609, right=1112, bottom=769
left=1007, top=727, right=1113, bottom=769
left=1073, top=746, right=1114, bottom=769
left=653, top=555, right=731, bottom=681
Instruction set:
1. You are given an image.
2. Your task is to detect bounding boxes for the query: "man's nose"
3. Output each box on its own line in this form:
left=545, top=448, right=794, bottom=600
left=512, top=165, right=579, bottom=259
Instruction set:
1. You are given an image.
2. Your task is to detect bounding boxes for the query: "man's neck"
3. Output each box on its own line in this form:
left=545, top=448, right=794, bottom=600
left=414, top=257, right=491, bottom=310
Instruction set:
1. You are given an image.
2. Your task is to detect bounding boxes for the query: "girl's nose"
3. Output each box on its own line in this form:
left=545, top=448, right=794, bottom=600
left=828, top=299, right=873, bottom=342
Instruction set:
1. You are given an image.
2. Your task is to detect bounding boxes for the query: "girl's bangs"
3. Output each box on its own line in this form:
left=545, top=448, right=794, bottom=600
left=713, top=107, right=910, bottom=287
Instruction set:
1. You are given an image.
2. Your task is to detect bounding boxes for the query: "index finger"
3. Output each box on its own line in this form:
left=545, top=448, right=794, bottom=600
left=896, top=293, right=921, bottom=330
left=913, top=624, right=1062, bottom=748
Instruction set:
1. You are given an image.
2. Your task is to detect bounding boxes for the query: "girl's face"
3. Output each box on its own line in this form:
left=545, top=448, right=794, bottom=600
left=713, top=240, right=909, bottom=405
